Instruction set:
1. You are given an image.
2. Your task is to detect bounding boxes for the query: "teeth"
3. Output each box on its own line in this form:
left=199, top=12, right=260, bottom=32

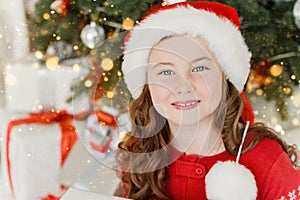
left=178, top=102, right=196, bottom=107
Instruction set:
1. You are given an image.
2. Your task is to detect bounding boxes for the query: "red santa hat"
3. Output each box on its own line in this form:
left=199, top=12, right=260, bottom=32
left=122, top=1, right=254, bottom=124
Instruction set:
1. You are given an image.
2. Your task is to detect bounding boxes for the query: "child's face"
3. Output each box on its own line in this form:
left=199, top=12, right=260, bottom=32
left=147, top=35, right=223, bottom=126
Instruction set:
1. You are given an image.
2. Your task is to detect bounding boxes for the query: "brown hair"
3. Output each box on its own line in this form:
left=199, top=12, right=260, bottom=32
left=116, top=81, right=299, bottom=199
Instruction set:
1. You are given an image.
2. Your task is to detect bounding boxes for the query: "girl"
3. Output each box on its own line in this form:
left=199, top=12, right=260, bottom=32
left=117, top=1, right=300, bottom=199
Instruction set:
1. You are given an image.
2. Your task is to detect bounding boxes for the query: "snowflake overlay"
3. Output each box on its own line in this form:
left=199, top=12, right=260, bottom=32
left=278, top=186, right=300, bottom=200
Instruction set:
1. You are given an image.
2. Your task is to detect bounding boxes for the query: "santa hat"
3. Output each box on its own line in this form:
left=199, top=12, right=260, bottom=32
left=122, top=1, right=254, bottom=124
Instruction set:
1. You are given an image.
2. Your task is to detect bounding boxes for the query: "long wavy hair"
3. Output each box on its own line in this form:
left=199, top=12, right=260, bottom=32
left=116, top=79, right=299, bottom=199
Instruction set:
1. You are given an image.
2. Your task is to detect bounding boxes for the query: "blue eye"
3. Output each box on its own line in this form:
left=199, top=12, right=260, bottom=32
left=193, top=66, right=207, bottom=72
left=159, top=70, right=175, bottom=75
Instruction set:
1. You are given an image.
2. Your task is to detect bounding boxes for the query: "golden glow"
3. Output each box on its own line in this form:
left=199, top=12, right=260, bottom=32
left=90, top=49, right=97, bottom=56
left=104, top=77, right=109, bottom=82
left=73, top=45, right=79, bottom=50
left=73, top=64, right=80, bottom=71
left=292, top=118, right=299, bottom=126
left=101, top=58, right=114, bottom=71
left=264, top=77, right=272, bottom=85
left=43, top=13, right=50, bottom=20
left=256, top=89, right=263, bottom=96
left=283, top=87, right=291, bottom=95
left=117, top=71, right=122, bottom=77
left=84, top=80, right=93, bottom=87
left=45, top=56, right=60, bottom=70
left=274, top=124, right=283, bottom=132
left=122, top=18, right=135, bottom=30
left=269, top=64, right=283, bottom=77
left=34, top=51, right=44, bottom=60
left=292, top=93, right=300, bottom=107
left=107, top=91, right=114, bottom=99
left=271, top=117, right=278, bottom=124
left=40, top=29, right=48, bottom=36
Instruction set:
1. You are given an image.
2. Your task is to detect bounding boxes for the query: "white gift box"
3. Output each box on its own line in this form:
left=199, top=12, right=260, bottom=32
left=4, top=63, right=90, bottom=114
left=61, top=187, right=130, bottom=200
left=56, top=140, right=121, bottom=196
left=0, top=110, right=84, bottom=200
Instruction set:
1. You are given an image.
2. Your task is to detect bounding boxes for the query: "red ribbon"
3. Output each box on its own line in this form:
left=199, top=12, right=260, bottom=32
left=6, top=110, right=77, bottom=196
left=41, top=194, right=60, bottom=200
left=5, top=110, right=116, bottom=198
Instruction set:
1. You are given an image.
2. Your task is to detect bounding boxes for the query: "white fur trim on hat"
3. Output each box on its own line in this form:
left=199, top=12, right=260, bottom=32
left=122, top=5, right=252, bottom=99
left=164, top=0, right=186, bottom=5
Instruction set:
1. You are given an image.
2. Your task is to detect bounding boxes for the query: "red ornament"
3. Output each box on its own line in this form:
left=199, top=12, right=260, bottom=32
left=240, top=92, right=254, bottom=126
left=89, top=75, right=104, bottom=101
left=83, top=59, right=105, bottom=101
left=50, top=0, right=70, bottom=16
left=248, top=59, right=272, bottom=88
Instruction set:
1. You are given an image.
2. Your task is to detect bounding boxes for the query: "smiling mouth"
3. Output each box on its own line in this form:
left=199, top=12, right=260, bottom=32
left=171, top=100, right=201, bottom=110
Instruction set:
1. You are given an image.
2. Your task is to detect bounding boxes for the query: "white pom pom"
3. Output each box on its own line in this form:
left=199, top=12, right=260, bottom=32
left=164, top=0, right=186, bottom=5
left=205, top=161, right=257, bottom=200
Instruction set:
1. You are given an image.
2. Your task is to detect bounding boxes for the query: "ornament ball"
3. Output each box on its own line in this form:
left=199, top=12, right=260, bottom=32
left=81, top=22, right=105, bottom=49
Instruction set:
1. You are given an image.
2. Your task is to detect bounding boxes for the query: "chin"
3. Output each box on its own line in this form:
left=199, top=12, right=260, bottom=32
left=170, top=113, right=214, bottom=126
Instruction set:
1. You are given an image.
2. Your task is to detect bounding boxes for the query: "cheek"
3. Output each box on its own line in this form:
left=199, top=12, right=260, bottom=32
left=198, top=74, right=223, bottom=105
left=148, top=84, right=171, bottom=104
left=207, top=79, right=223, bottom=107
left=148, top=84, right=172, bottom=118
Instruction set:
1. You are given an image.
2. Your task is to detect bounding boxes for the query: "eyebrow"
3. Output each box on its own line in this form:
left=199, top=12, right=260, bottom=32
left=153, top=62, right=175, bottom=68
left=152, top=56, right=211, bottom=68
left=191, top=56, right=211, bottom=62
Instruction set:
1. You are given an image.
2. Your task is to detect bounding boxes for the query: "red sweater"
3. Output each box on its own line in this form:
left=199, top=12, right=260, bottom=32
left=165, top=138, right=300, bottom=200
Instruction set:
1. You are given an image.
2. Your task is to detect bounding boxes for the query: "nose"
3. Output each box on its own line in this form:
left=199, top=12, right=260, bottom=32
left=175, top=75, right=193, bottom=94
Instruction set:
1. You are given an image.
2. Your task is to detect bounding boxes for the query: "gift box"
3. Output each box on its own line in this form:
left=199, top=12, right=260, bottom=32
left=4, top=63, right=90, bottom=114
left=61, top=187, right=131, bottom=200
left=56, top=141, right=121, bottom=196
left=0, top=110, right=85, bottom=200
left=56, top=111, right=121, bottom=196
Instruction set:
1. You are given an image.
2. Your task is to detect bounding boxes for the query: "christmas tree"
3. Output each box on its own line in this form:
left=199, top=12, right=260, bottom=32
left=28, top=0, right=300, bottom=123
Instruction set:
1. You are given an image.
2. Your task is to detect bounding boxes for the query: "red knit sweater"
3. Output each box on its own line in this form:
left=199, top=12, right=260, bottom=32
left=165, top=138, right=300, bottom=200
